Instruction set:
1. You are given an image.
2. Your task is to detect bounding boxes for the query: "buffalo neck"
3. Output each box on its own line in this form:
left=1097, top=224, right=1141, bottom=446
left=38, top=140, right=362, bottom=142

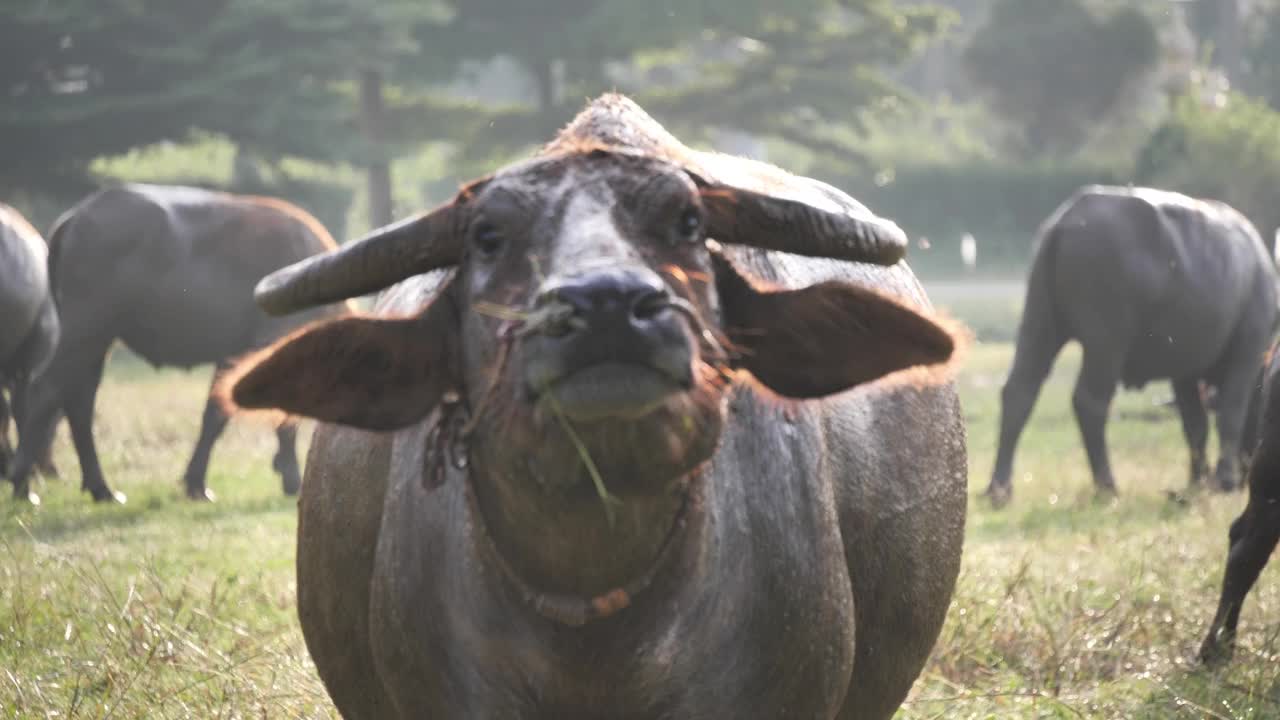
left=465, top=444, right=698, bottom=619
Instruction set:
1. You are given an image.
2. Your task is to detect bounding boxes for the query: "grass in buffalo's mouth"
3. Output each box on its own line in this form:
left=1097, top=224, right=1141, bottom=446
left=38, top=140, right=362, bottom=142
left=542, top=390, right=623, bottom=527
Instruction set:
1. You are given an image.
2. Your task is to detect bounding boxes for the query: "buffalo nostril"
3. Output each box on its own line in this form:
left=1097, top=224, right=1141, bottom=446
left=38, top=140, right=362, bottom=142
left=632, top=290, right=670, bottom=321
left=534, top=269, right=671, bottom=334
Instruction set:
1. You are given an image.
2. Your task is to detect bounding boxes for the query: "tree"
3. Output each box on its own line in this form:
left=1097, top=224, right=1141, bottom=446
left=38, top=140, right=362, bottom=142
left=1187, top=0, right=1244, bottom=84
left=1241, top=1, right=1280, bottom=110
left=0, top=0, right=464, bottom=208
left=1136, top=89, right=1280, bottom=241
left=2, top=0, right=941, bottom=225
left=963, top=0, right=1159, bottom=159
left=408, top=0, right=941, bottom=177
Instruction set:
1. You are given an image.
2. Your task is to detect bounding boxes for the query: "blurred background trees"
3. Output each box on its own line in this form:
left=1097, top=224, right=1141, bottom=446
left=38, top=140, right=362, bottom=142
left=3, top=0, right=1280, bottom=276
left=963, top=0, right=1159, bottom=159
left=1136, top=90, right=1280, bottom=247
left=1, top=0, right=939, bottom=230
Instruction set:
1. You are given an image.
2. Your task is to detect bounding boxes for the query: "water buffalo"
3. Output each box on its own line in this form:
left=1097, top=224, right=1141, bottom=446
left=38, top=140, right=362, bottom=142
left=1199, top=340, right=1280, bottom=664
left=226, top=95, right=967, bottom=719
left=8, top=185, right=347, bottom=504
left=0, top=203, right=59, bottom=479
left=987, top=186, right=1277, bottom=506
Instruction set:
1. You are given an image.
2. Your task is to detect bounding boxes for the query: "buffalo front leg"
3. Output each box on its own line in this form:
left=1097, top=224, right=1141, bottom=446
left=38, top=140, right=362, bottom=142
left=0, top=390, right=11, bottom=478
left=9, top=374, right=65, bottom=503
left=1072, top=349, right=1121, bottom=495
left=181, top=363, right=232, bottom=501
left=1237, top=365, right=1266, bottom=476
left=988, top=331, right=1066, bottom=507
left=1202, top=344, right=1280, bottom=663
left=11, top=382, right=60, bottom=479
left=63, top=354, right=122, bottom=503
left=1199, top=498, right=1280, bottom=663
left=1172, top=378, right=1209, bottom=487
left=1212, top=355, right=1265, bottom=492
left=273, top=420, right=302, bottom=496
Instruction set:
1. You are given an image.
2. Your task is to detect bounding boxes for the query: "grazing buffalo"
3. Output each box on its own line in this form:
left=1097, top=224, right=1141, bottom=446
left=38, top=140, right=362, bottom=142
left=987, top=186, right=1277, bottom=506
left=227, top=95, right=967, bottom=719
left=1199, top=340, right=1280, bottom=664
left=8, top=185, right=347, bottom=504
left=0, top=204, right=59, bottom=478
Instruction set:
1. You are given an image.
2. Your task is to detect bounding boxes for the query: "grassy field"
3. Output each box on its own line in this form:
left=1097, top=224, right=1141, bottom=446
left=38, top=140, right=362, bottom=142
left=2, top=298, right=1278, bottom=718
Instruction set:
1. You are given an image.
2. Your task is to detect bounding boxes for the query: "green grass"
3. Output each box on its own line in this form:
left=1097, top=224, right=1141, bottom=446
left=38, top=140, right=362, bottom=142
left=900, top=342, right=1280, bottom=719
left=1, top=358, right=331, bottom=718
left=2, top=328, right=1278, bottom=718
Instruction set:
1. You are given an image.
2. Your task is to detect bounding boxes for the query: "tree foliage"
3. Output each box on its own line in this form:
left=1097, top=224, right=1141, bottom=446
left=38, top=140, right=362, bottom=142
left=1, top=0, right=940, bottom=201
left=1136, top=89, right=1280, bottom=239
left=1187, top=0, right=1244, bottom=82
left=1243, top=1, right=1280, bottom=110
left=963, top=0, right=1159, bottom=159
left=420, top=0, right=940, bottom=176
left=0, top=0, right=456, bottom=192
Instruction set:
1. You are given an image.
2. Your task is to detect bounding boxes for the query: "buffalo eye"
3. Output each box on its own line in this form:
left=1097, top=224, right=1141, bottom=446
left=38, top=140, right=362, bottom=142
left=676, top=207, right=702, bottom=242
left=473, top=221, right=504, bottom=256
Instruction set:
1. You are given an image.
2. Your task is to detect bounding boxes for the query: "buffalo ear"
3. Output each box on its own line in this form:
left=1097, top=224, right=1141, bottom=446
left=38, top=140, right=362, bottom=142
left=224, top=294, right=459, bottom=431
left=713, top=253, right=956, bottom=398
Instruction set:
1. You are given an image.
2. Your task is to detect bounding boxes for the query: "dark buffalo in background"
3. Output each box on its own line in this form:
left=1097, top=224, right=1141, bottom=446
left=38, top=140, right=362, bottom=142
left=1199, top=339, right=1280, bottom=664
left=8, top=184, right=348, bottom=504
left=987, top=186, right=1278, bottom=507
left=0, top=203, right=59, bottom=479
left=226, top=95, right=967, bottom=719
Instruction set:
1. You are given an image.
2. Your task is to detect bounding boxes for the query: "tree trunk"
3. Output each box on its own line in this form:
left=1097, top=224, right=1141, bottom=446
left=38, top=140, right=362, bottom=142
left=531, top=57, right=561, bottom=137
left=231, top=146, right=263, bottom=189
left=359, top=68, right=393, bottom=228
left=533, top=58, right=556, bottom=112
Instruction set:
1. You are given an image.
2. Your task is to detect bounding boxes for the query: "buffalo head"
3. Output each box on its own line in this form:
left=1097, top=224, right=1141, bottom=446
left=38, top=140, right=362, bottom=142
left=225, top=95, right=957, bottom=615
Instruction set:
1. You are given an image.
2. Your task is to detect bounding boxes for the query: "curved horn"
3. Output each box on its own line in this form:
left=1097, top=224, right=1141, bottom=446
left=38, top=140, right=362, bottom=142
left=686, top=150, right=908, bottom=267
left=255, top=199, right=468, bottom=316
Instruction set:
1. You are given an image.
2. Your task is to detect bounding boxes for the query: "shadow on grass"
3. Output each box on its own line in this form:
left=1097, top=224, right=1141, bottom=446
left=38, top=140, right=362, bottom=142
left=2, top=488, right=298, bottom=544
left=968, top=489, right=1201, bottom=543
left=1115, top=406, right=1177, bottom=423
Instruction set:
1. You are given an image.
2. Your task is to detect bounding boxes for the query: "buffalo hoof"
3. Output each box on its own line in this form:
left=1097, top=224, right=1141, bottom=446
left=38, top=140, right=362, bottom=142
left=1198, top=635, right=1234, bottom=666
left=1092, top=485, right=1119, bottom=505
left=1212, top=466, right=1241, bottom=493
left=983, top=483, right=1012, bottom=509
left=280, top=472, right=301, bottom=497
left=186, top=487, right=216, bottom=502
left=89, top=488, right=127, bottom=504
left=12, top=487, right=40, bottom=505
left=1187, top=465, right=1209, bottom=489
